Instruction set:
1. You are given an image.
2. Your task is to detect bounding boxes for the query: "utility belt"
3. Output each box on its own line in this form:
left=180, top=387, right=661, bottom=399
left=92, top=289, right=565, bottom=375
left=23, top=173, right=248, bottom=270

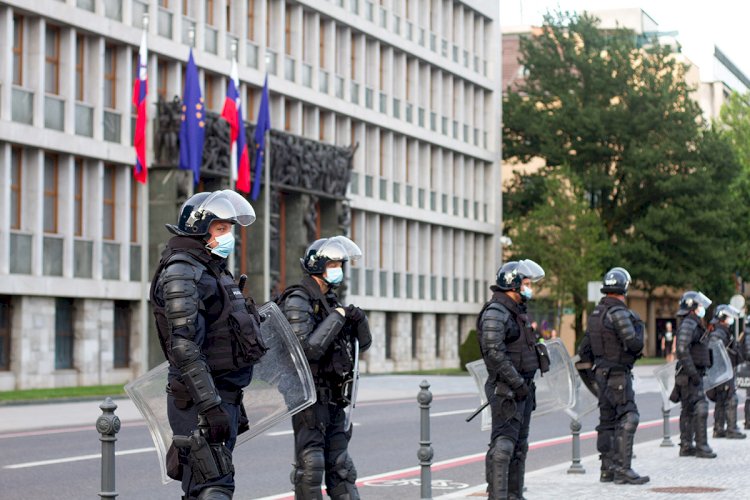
left=314, top=378, right=349, bottom=406
left=595, top=365, right=632, bottom=377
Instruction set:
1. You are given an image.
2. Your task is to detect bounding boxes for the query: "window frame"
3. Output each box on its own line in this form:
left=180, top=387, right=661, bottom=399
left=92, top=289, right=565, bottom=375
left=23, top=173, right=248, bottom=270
left=10, top=147, right=22, bottom=230
left=104, top=44, right=117, bottom=109
left=75, top=35, right=85, bottom=101
left=113, top=301, right=131, bottom=368
left=45, top=25, right=61, bottom=95
left=131, top=181, right=139, bottom=243
left=12, top=15, right=24, bottom=86
left=102, top=164, right=117, bottom=240
left=43, top=153, right=59, bottom=234
left=247, top=0, right=255, bottom=40
left=74, top=159, right=84, bottom=237
left=54, top=298, right=75, bottom=370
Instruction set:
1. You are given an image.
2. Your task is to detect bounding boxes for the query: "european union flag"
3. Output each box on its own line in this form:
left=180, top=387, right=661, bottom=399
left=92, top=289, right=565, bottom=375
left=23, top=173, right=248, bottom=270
left=179, top=50, right=205, bottom=185
left=250, top=75, right=271, bottom=201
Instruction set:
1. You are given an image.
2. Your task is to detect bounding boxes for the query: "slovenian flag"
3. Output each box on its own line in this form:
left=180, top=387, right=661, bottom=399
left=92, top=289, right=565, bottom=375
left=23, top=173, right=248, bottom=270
left=132, top=28, right=148, bottom=184
left=221, top=59, right=251, bottom=193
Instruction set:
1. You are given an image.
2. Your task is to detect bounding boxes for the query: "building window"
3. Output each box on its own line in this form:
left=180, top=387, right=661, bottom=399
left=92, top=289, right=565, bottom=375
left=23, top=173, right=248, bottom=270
left=350, top=34, right=356, bottom=79
left=205, top=74, right=216, bottom=110
left=0, top=296, right=10, bottom=371
left=205, top=0, right=215, bottom=26
left=114, top=301, right=131, bottom=368
left=379, top=48, right=385, bottom=90
left=45, top=25, right=61, bottom=94
left=319, top=20, right=325, bottom=67
left=104, top=45, right=117, bottom=109
left=182, top=0, right=193, bottom=17
left=74, top=159, right=84, bottom=236
left=103, top=165, right=116, bottom=240
left=75, top=35, right=85, bottom=101
left=284, top=7, right=292, bottom=55
left=246, top=87, right=256, bottom=119
left=247, top=0, right=255, bottom=40
left=10, top=148, right=22, bottom=230
left=55, top=298, right=75, bottom=370
left=44, top=154, right=59, bottom=234
left=12, top=15, right=23, bottom=85
left=157, top=58, right=168, bottom=101
left=131, top=181, right=139, bottom=242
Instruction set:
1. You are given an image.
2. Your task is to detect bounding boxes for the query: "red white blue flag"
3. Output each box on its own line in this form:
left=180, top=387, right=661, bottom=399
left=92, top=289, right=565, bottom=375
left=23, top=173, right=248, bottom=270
left=221, top=60, right=251, bottom=193
left=131, top=28, right=148, bottom=184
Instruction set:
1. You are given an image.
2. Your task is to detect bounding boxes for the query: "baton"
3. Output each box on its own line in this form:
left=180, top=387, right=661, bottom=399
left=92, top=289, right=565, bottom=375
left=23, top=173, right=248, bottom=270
left=466, top=398, right=492, bottom=423
left=238, top=274, right=248, bottom=292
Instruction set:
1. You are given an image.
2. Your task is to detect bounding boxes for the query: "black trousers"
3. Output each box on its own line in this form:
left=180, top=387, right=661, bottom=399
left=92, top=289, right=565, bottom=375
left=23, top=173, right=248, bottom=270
left=595, top=369, right=638, bottom=460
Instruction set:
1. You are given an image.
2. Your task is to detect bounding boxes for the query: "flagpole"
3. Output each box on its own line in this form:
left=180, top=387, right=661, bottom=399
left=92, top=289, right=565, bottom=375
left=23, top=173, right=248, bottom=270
left=263, top=128, right=271, bottom=303
left=138, top=13, right=150, bottom=375
left=228, top=43, right=238, bottom=275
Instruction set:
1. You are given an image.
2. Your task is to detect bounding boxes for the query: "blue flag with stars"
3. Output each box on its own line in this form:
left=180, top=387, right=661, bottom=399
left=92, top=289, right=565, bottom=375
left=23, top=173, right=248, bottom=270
left=250, top=75, right=271, bottom=201
left=179, top=50, right=205, bottom=185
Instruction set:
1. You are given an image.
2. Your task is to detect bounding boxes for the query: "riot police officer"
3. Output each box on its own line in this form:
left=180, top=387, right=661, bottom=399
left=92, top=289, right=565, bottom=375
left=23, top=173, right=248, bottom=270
left=674, top=291, right=715, bottom=458
left=744, top=317, right=750, bottom=430
left=150, top=190, right=266, bottom=500
left=580, top=267, right=649, bottom=485
left=709, top=305, right=745, bottom=439
left=280, top=237, right=372, bottom=500
left=477, top=259, right=546, bottom=500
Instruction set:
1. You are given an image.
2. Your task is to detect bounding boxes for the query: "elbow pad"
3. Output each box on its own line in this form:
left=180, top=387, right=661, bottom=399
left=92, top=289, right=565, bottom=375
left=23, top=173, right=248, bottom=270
left=170, top=337, right=221, bottom=413
left=161, top=262, right=201, bottom=338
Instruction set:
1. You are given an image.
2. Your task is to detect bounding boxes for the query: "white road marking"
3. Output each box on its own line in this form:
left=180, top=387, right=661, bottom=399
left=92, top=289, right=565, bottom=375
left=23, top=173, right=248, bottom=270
left=430, top=409, right=474, bottom=417
left=4, top=447, right=155, bottom=469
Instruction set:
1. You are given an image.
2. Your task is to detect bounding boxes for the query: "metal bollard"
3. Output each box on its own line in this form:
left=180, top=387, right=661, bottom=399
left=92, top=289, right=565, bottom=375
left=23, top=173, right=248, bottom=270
left=566, top=418, right=585, bottom=474
left=96, top=397, right=121, bottom=499
left=660, top=406, right=674, bottom=447
left=417, top=380, right=434, bottom=500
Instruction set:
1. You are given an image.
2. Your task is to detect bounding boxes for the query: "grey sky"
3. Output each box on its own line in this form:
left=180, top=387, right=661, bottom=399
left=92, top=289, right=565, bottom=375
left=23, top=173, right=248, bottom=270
left=500, top=1, right=750, bottom=85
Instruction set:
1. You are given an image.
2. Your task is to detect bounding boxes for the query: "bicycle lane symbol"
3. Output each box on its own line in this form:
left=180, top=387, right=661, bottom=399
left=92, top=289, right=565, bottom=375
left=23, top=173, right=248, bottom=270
left=363, top=478, right=469, bottom=490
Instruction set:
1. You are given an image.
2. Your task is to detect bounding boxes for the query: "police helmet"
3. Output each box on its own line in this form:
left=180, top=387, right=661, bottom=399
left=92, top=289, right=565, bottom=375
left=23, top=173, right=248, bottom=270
left=601, top=267, right=632, bottom=295
left=714, top=304, right=741, bottom=322
left=166, top=190, right=256, bottom=236
left=495, top=259, right=545, bottom=291
left=300, top=236, right=362, bottom=275
left=677, top=291, right=712, bottom=315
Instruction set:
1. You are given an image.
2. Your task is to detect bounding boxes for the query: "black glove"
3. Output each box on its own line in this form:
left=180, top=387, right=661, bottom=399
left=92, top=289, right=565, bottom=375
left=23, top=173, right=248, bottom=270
left=688, top=373, right=702, bottom=386
left=345, top=305, right=366, bottom=324
left=200, top=405, right=232, bottom=444
left=512, top=382, right=529, bottom=402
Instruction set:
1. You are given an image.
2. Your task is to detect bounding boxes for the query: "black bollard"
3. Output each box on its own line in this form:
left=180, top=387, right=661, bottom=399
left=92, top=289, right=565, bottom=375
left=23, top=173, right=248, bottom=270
left=567, top=418, right=585, bottom=474
left=96, top=397, right=121, bottom=499
left=417, top=380, right=434, bottom=500
left=660, top=406, right=674, bottom=447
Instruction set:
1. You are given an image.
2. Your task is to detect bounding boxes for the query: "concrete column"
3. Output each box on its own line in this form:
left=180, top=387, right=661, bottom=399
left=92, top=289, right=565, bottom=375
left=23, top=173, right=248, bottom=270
left=418, top=313, right=436, bottom=370
left=75, top=298, right=100, bottom=385
left=459, top=314, right=475, bottom=345
left=391, top=311, right=413, bottom=371
left=0, top=7, right=13, bottom=121
left=61, top=26, right=75, bottom=134
left=28, top=149, right=43, bottom=277
left=17, top=296, right=56, bottom=389
left=30, top=17, right=44, bottom=128
left=60, top=155, right=75, bottom=278
left=91, top=160, right=104, bottom=280
left=440, top=313, right=459, bottom=368
left=362, top=310, right=386, bottom=373
left=0, top=144, right=9, bottom=276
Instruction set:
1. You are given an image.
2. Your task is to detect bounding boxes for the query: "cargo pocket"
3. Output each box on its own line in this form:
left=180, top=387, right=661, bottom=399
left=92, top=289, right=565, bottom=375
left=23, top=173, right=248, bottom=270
left=607, top=372, right=628, bottom=405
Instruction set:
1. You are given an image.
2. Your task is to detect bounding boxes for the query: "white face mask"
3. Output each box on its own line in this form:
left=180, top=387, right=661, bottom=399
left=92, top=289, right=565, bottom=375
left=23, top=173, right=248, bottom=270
left=696, top=306, right=706, bottom=319
left=727, top=317, right=735, bottom=326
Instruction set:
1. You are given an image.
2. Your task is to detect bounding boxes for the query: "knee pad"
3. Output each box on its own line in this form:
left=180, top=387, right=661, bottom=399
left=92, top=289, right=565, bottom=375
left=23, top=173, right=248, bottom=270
left=332, top=451, right=357, bottom=483
left=619, top=412, right=640, bottom=433
left=292, top=447, right=325, bottom=487
left=490, top=437, right=515, bottom=463
left=196, top=486, right=233, bottom=500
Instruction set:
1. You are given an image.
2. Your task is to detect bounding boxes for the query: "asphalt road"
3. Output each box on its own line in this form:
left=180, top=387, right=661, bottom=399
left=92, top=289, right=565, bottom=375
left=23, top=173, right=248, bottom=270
left=0, top=390, right=676, bottom=500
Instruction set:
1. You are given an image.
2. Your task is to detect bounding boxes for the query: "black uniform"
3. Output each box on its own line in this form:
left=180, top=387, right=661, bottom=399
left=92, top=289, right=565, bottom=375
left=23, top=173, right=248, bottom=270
left=477, top=287, right=541, bottom=500
left=150, top=236, right=264, bottom=499
left=581, top=296, right=646, bottom=484
left=674, top=313, right=715, bottom=458
left=709, top=321, right=745, bottom=438
left=281, top=276, right=372, bottom=500
left=743, top=332, right=750, bottom=429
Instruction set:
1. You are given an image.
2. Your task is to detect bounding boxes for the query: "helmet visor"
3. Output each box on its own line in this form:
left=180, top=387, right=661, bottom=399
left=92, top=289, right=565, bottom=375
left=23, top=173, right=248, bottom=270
left=610, top=267, right=632, bottom=284
left=198, top=190, right=256, bottom=226
left=720, top=305, right=741, bottom=319
left=694, top=292, right=712, bottom=308
left=517, top=259, right=545, bottom=282
left=316, top=236, right=362, bottom=263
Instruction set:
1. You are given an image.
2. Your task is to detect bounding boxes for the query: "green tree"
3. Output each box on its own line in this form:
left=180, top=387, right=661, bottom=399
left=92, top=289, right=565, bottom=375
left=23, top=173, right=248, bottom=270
left=508, top=171, right=612, bottom=337
left=503, top=11, right=739, bottom=314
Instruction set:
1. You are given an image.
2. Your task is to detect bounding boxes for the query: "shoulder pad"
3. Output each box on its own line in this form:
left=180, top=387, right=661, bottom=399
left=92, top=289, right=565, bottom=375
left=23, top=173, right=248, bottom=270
left=284, top=291, right=314, bottom=312
left=484, top=303, right=511, bottom=323
left=166, top=252, right=207, bottom=271
left=161, top=260, right=203, bottom=282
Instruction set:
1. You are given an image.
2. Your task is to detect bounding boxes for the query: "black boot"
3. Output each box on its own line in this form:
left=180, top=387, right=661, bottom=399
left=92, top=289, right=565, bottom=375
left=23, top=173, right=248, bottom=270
left=599, top=454, right=615, bottom=483
left=693, top=412, right=717, bottom=459
left=487, top=438, right=513, bottom=500
left=508, top=456, right=526, bottom=500
left=745, top=397, right=750, bottom=429
left=196, top=487, right=233, bottom=500
left=726, top=396, right=747, bottom=439
left=713, top=399, right=726, bottom=438
left=613, top=428, right=649, bottom=485
left=678, top=415, right=695, bottom=456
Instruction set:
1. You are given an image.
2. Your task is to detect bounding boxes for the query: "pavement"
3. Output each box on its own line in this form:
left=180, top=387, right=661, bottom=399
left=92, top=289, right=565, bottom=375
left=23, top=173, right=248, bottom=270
left=436, top=431, right=750, bottom=499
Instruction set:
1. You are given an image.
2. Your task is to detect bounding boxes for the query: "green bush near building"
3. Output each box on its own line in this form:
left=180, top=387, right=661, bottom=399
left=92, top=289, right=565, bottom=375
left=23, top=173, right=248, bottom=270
left=459, top=329, right=482, bottom=371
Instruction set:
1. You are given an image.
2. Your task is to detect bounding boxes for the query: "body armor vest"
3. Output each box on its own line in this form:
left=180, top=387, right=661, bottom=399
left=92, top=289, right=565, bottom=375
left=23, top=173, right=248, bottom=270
left=150, top=239, right=266, bottom=373
left=278, top=278, right=355, bottom=382
left=687, top=319, right=711, bottom=369
left=477, top=290, right=539, bottom=376
left=587, top=297, right=636, bottom=369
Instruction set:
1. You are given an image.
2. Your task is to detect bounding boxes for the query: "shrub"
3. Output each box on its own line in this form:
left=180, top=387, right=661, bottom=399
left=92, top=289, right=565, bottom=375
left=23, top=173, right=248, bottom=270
left=459, top=329, right=482, bottom=371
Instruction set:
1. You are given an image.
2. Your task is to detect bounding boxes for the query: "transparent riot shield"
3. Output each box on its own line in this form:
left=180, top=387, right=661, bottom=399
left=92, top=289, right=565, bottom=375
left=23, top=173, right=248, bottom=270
left=704, top=339, right=732, bottom=391
left=654, top=361, right=679, bottom=410
left=565, top=371, right=599, bottom=422
left=343, top=338, right=360, bottom=432
left=125, top=302, right=316, bottom=484
left=466, top=339, right=575, bottom=431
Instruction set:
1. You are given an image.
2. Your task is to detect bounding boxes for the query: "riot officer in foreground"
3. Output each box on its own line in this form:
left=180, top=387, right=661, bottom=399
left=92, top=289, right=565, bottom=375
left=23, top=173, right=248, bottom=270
left=150, top=190, right=266, bottom=499
left=477, top=259, right=547, bottom=500
left=708, top=305, right=745, bottom=439
left=280, top=237, right=372, bottom=499
left=580, top=267, right=649, bottom=485
left=673, top=291, right=716, bottom=458
left=744, top=317, right=750, bottom=430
